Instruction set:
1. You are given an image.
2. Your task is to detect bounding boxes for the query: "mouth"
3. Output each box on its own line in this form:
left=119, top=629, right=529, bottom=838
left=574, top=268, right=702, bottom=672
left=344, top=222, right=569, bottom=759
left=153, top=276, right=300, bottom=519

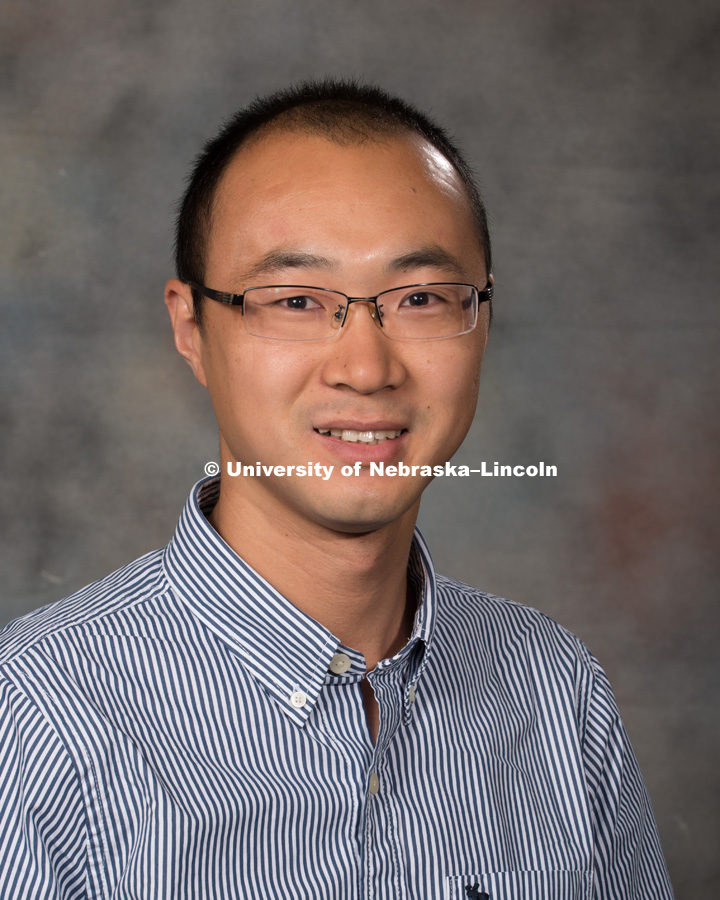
left=314, top=428, right=406, bottom=446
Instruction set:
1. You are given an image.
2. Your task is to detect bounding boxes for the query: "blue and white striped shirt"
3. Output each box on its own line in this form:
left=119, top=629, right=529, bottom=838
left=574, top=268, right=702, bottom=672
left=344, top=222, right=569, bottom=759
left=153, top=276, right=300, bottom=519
left=0, top=478, right=673, bottom=899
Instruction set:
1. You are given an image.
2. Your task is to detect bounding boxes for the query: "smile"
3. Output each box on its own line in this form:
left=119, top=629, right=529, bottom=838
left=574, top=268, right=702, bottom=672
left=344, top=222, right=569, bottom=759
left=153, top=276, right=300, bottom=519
left=314, top=428, right=405, bottom=446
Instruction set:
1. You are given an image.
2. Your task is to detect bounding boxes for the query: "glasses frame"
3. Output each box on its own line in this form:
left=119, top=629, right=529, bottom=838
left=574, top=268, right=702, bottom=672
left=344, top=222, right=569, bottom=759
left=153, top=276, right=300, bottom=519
left=188, top=280, right=493, bottom=341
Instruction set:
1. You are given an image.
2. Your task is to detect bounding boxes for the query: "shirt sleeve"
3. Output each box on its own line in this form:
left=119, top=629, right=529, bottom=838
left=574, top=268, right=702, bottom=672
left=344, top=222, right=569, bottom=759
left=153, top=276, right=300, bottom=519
left=0, top=669, right=89, bottom=900
left=581, top=654, right=674, bottom=900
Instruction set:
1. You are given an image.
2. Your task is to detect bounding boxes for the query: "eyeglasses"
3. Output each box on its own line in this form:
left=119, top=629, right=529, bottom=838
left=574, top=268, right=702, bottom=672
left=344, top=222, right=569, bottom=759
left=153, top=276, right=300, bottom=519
left=188, top=281, right=492, bottom=342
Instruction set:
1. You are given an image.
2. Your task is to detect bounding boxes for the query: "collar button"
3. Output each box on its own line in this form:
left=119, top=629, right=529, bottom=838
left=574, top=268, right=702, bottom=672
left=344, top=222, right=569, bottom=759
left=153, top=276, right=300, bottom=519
left=290, top=691, right=307, bottom=708
left=329, top=653, right=351, bottom=674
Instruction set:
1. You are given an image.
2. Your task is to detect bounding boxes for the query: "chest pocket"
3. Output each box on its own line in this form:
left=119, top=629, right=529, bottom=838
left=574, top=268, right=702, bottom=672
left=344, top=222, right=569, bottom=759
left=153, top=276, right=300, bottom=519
left=446, top=870, right=591, bottom=900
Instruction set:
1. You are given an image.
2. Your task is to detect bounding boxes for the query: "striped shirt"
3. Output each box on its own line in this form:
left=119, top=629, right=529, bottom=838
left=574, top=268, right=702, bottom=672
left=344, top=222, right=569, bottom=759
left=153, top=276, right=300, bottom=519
left=0, top=477, right=673, bottom=899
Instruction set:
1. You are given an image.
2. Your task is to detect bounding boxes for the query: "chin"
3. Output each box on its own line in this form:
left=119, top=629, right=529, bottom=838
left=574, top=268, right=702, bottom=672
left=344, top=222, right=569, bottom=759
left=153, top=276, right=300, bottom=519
left=302, top=491, right=420, bottom=536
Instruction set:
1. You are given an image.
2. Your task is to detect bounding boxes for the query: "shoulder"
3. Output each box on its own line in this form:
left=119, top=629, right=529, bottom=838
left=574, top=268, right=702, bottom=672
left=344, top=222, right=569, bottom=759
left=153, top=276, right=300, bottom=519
left=0, top=548, right=168, bottom=666
left=429, top=575, right=614, bottom=755
left=433, top=573, right=599, bottom=684
left=435, top=573, right=589, bottom=648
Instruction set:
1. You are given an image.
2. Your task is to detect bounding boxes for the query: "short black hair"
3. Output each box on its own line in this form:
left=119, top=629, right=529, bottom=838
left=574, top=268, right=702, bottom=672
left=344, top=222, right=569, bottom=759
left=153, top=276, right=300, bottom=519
left=174, top=77, right=492, bottom=324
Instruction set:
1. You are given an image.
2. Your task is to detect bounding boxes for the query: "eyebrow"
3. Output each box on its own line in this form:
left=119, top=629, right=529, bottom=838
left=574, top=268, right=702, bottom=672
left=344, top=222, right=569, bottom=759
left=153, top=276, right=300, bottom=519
left=237, top=245, right=470, bottom=284
left=240, top=250, right=335, bottom=282
left=386, top=247, right=469, bottom=280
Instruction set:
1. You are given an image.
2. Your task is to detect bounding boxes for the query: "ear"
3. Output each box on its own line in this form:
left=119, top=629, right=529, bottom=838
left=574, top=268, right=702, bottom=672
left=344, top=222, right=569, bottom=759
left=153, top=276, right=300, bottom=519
left=485, top=273, right=494, bottom=349
left=164, top=279, right=209, bottom=388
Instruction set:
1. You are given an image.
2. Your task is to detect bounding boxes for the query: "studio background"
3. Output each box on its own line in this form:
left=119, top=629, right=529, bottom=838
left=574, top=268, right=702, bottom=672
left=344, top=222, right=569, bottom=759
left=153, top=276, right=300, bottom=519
left=1, top=1, right=718, bottom=895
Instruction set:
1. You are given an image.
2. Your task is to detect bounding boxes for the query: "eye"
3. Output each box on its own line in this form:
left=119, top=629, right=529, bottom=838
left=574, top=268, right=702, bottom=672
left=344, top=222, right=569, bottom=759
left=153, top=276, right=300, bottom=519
left=400, top=290, right=444, bottom=309
left=279, top=294, right=323, bottom=311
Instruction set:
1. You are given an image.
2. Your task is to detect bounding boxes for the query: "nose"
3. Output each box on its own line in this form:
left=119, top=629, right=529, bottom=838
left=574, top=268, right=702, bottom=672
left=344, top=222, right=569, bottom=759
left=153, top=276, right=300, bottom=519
left=322, top=300, right=407, bottom=394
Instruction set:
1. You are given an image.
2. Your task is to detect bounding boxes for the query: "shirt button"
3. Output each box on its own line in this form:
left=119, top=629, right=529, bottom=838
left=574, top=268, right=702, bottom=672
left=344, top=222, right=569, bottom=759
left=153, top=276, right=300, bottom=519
left=329, top=653, right=351, bottom=674
left=369, top=772, right=380, bottom=795
left=290, top=691, right=307, bottom=708
left=409, top=685, right=416, bottom=703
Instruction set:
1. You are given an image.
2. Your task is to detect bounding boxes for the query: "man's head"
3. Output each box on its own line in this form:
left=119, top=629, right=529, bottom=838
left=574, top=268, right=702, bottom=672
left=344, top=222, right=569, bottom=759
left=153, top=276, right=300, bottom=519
left=174, top=78, right=492, bottom=327
left=165, top=80, right=493, bottom=538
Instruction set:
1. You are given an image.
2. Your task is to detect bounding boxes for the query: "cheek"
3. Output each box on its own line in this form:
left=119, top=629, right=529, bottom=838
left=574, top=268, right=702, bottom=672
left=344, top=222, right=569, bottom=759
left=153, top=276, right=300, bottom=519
left=460, top=333, right=487, bottom=398
left=215, top=340, right=317, bottom=422
left=430, top=346, right=482, bottom=408
left=419, top=349, right=483, bottom=447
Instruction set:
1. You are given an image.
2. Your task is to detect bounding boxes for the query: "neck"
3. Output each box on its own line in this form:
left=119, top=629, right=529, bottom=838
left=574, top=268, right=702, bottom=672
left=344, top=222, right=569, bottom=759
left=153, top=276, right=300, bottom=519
left=208, top=475, right=419, bottom=672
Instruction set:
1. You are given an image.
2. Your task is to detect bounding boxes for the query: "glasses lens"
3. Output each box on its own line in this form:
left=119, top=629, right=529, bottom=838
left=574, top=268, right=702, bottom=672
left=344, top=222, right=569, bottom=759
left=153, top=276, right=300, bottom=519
left=379, top=284, right=478, bottom=339
left=241, top=283, right=478, bottom=341
left=243, top=287, right=344, bottom=341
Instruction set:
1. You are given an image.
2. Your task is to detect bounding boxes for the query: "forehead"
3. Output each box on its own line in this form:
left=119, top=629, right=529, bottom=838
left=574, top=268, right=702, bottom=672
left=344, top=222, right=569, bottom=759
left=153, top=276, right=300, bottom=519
left=205, top=129, right=483, bottom=282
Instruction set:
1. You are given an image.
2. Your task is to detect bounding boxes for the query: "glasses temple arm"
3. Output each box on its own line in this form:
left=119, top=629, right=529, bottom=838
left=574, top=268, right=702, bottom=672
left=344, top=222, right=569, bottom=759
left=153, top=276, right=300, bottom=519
left=188, top=282, right=244, bottom=307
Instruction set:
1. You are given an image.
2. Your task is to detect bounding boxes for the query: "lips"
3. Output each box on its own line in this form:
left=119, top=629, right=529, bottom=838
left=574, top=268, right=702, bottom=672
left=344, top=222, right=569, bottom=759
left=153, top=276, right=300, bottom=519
left=314, top=428, right=404, bottom=446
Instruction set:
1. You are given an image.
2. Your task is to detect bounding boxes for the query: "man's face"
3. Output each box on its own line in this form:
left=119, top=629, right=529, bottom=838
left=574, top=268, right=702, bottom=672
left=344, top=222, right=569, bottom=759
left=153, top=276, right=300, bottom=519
left=169, top=129, right=490, bottom=535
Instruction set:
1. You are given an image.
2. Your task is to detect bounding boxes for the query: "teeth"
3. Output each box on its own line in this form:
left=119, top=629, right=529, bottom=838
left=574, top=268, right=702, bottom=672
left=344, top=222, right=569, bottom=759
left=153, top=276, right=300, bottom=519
left=316, top=428, right=403, bottom=445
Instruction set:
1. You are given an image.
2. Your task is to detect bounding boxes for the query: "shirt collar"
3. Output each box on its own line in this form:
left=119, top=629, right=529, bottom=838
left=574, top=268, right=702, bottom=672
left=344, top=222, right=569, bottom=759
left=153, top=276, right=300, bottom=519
left=163, top=477, right=437, bottom=727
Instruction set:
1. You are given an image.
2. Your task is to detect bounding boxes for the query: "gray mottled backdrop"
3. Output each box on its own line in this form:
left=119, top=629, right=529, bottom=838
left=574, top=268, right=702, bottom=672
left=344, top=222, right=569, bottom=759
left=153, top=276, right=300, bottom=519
left=1, top=0, right=718, bottom=894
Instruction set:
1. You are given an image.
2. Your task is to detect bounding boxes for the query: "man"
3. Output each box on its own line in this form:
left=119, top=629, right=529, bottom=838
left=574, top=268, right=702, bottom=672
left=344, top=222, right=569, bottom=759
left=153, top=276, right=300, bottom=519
left=0, top=80, right=673, bottom=898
